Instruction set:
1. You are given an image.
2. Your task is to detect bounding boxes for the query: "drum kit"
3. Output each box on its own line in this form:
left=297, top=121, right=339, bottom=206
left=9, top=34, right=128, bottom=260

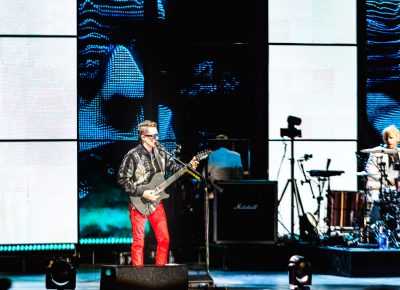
left=358, top=147, right=400, bottom=247
left=304, top=146, right=400, bottom=248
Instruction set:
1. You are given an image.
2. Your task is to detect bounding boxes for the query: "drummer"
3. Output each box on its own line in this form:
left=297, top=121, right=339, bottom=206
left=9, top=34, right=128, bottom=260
left=365, top=125, right=400, bottom=224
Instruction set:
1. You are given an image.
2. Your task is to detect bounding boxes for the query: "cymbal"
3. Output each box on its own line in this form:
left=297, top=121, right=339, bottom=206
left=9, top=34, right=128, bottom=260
left=356, top=171, right=374, bottom=177
left=360, top=147, right=399, bottom=154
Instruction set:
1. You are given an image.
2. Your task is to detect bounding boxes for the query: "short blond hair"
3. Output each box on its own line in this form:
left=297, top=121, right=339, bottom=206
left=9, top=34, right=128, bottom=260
left=138, top=120, right=157, bottom=138
left=382, top=125, right=400, bottom=144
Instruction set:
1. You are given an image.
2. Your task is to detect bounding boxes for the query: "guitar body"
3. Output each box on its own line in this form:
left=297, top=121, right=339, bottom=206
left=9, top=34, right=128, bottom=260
left=129, top=149, right=211, bottom=216
left=130, top=172, right=170, bottom=216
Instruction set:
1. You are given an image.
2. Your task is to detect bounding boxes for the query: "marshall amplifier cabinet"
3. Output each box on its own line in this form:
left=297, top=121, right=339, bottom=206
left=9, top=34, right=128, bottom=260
left=213, top=180, right=277, bottom=244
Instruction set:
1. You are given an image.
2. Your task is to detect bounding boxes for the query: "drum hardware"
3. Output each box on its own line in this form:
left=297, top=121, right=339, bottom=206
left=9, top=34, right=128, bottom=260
left=329, top=226, right=354, bottom=234
left=298, top=156, right=315, bottom=200
left=308, top=167, right=345, bottom=234
left=370, top=220, right=400, bottom=248
left=294, top=155, right=323, bottom=242
left=356, top=187, right=400, bottom=248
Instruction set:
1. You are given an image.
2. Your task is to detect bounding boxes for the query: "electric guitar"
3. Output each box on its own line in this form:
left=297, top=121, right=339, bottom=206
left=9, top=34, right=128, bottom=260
left=130, top=149, right=211, bottom=215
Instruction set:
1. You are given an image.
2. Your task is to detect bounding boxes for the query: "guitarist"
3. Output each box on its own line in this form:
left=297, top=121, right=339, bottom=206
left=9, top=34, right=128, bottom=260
left=117, top=120, right=199, bottom=266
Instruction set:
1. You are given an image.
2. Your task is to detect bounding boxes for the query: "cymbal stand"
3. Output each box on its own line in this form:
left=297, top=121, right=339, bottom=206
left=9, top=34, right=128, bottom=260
left=324, top=176, right=333, bottom=233
left=314, top=176, right=327, bottom=226
left=377, top=157, right=387, bottom=198
left=358, top=175, right=370, bottom=228
left=299, top=159, right=316, bottom=200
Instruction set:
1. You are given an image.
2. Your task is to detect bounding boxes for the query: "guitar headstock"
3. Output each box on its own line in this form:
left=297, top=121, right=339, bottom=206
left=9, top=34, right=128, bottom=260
left=195, top=149, right=212, bottom=161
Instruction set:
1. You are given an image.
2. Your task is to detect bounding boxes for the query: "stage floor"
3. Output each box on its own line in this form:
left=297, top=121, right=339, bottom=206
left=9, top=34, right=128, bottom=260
left=3, top=267, right=400, bottom=290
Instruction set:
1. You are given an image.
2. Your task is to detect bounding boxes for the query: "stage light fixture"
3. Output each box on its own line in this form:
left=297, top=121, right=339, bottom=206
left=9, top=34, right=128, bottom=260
left=45, top=258, right=76, bottom=290
left=288, top=255, right=312, bottom=289
left=0, top=277, right=11, bottom=290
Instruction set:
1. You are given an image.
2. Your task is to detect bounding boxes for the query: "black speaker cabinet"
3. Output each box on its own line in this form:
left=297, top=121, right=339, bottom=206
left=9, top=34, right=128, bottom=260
left=100, top=264, right=188, bottom=290
left=213, top=180, right=277, bottom=243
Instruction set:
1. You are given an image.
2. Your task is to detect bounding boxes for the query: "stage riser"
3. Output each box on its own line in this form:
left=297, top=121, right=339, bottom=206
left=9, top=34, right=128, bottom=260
left=315, top=247, right=400, bottom=277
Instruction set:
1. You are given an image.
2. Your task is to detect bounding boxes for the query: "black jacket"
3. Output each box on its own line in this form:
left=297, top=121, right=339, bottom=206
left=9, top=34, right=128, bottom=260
left=117, top=143, right=182, bottom=197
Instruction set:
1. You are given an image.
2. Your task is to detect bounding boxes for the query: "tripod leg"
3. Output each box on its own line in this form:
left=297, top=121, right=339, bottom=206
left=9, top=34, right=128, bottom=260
left=277, top=179, right=295, bottom=236
left=278, top=179, right=291, bottom=205
left=293, top=179, right=305, bottom=218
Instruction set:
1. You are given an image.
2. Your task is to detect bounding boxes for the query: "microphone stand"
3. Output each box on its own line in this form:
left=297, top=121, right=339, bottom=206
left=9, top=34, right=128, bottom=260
left=299, top=160, right=316, bottom=199
left=157, top=143, right=214, bottom=287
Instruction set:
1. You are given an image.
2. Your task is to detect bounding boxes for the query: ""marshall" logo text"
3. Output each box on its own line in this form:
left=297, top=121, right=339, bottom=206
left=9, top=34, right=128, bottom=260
left=233, top=203, right=259, bottom=210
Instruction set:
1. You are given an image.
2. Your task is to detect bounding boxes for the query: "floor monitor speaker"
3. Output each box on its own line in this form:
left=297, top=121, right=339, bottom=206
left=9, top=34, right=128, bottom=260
left=100, top=264, right=188, bottom=290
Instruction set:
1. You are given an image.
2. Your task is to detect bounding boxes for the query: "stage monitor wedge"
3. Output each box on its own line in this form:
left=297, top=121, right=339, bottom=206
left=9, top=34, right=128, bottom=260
left=100, top=264, right=188, bottom=290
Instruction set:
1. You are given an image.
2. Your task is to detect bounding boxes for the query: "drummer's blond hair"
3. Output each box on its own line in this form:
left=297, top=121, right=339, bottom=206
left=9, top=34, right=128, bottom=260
left=382, top=125, right=400, bottom=143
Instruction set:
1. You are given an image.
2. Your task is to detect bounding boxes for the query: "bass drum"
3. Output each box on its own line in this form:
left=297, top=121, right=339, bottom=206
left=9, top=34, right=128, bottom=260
left=328, top=190, right=365, bottom=227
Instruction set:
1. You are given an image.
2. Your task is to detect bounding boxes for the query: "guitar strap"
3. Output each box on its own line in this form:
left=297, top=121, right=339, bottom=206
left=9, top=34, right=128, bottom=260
left=153, top=147, right=165, bottom=174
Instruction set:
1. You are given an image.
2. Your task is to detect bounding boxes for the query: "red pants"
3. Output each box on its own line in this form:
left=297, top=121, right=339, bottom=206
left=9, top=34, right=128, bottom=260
left=129, top=202, right=170, bottom=266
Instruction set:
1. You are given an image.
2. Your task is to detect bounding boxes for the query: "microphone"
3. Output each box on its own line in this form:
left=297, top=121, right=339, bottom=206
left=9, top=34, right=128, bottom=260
left=326, top=158, right=331, bottom=170
left=155, top=142, right=167, bottom=151
left=304, top=154, right=313, bottom=161
left=298, top=154, right=313, bottom=162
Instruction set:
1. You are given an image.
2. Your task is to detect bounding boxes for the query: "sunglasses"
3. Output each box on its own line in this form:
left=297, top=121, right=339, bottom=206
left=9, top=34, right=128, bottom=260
left=143, top=134, right=159, bottom=139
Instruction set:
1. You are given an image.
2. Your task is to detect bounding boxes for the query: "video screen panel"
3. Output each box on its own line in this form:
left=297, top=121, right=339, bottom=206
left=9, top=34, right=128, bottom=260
left=0, top=142, right=77, bottom=244
left=78, top=0, right=171, bottom=241
left=269, top=0, right=356, bottom=44
left=269, top=45, right=357, bottom=140
left=0, top=0, right=76, bottom=35
left=160, top=44, right=255, bottom=142
left=365, top=0, right=400, bottom=145
left=0, top=37, right=77, bottom=140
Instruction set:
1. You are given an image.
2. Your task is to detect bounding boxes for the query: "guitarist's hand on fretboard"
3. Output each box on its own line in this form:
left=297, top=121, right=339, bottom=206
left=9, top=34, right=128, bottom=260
left=142, top=190, right=160, bottom=202
left=189, top=157, right=200, bottom=169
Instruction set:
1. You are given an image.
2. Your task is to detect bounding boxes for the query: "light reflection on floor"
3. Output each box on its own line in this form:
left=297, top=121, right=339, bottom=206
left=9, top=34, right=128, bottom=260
left=3, top=268, right=400, bottom=290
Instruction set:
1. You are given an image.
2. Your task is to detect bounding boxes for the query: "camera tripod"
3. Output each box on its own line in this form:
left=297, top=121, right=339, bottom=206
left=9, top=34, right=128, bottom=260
left=278, top=177, right=307, bottom=238
left=277, top=135, right=307, bottom=239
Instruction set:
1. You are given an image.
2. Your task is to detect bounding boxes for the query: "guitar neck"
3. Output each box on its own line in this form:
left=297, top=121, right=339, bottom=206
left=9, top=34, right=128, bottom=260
left=156, top=166, right=188, bottom=193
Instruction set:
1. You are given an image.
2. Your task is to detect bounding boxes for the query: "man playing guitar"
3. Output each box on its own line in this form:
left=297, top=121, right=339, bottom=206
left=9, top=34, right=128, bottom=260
left=117, top=120, right=200, bottom=266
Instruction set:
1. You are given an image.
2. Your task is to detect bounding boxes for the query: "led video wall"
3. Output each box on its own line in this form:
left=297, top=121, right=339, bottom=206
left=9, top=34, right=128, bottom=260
left=78, top=0, right=252, bottom=242
left=365, top=0, right=400, bottom=140
left=77, top=0, right=180, bottom=242
left=0, top=1, right=77, bottom=245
